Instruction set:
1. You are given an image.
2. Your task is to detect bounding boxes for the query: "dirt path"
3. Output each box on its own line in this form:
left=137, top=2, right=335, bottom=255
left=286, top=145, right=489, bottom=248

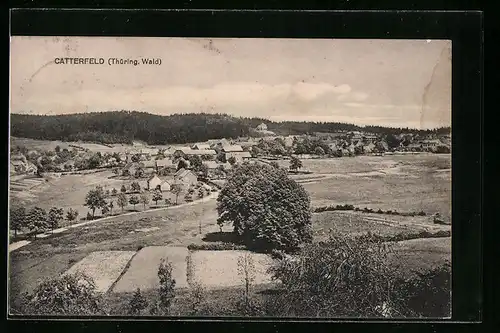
left=8, top=191, right=219, bottom=253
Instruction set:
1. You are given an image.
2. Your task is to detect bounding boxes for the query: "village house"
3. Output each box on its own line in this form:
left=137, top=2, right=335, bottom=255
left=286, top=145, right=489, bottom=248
left=221, top=145, right=244, bottom=153
left=122, top=162, right=143, bottom=176
left=146, top=174, right=171, bottom=192
left=174, top=147, right=217, bottom=159
left=143, top=159, right=156, bottom=169
left=420, top=139, right=441, bottom=150
left=174, top=168, right=198, bottom=187
left=225, top=151, right=252, bottom=163
left=256, top=123, right=268, bottom=131
left=364, top=142, right=376, bottom=153
left=156, top=158, right=176, bottom=174
left=191, top=143, right=211, bottom=150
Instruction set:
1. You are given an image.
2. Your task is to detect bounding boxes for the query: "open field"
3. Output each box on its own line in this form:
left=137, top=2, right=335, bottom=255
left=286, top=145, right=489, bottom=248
left=291, top=155, right=452, bottom=221
left=112, top=246, right=189, bottom=292
left=189, top=250, right=275, bottom=288
left=63, top=251, right=136, bottom=293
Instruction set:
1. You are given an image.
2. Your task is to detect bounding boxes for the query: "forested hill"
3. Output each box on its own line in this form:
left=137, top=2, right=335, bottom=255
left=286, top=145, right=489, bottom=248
left=10, top=111, right=450, bottom=145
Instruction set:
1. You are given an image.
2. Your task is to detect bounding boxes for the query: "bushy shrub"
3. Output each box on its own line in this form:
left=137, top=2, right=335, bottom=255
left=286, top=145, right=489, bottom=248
left=21, top=272, right=104, bottom=315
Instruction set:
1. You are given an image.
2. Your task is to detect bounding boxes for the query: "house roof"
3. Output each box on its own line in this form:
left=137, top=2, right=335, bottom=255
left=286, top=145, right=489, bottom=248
left=175, top=168, right=195, bottom=179
left=203, top=161, right=219, bottom=169
left=192, top=144, right=211, bottom=150
left=221, top=145, right=243, bottom=152
left=147, top=174, right=161, bottom=182
left=176, top=148, right=217, bottom=155
left=156, top=159, right=174, bottom=167
left=226, top=151, right=252, bottom=158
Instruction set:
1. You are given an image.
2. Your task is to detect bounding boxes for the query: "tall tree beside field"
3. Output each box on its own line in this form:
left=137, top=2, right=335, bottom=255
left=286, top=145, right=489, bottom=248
left=66, top=208, right=79, bottom=222
left=217, top=163, right=312, bottom=252
left=108, top=201, right=115, bottom=215
left=101, top=203, right=110, bottom=216
left=177, top=159, right=188, bottom=171
left=84, top=186, right=107, bottom=219
left=121, top=184, right=127, bottom=193
left=129, top=195, right=140, bottom=210
left=152, top=189, right=163, bottom=206
left=117, top=193, right=128, bottom=212
left=9, top=206, right=27, bottom=237
left=157, top=258, right=176, bottom=314
left=112, top=188, right=118, bottom=196
left=314, top=146, right=325, bottom=156
left=289, top=156, right=303, bottom=172
left=10, top=206, right=27, bottom=238
left=26, top=207, right=48, bottom=239
left=128, top=288, right=148, bottom=315
left=135, top=168, right=145, bottom=178
left=47, top=207, right=64, bottom=232
left=237, top=252, right=256, bottom=310
left=228, top=156, right=237, bottom=166
left=21, top=272, right=104, bottom=315
left=139, top=192, right=150, bottom=210
left=385, top=134, right=401, bottom=150
left=131, top=181, right=141, bottom=193
left=170, top=183, right=182, bottom=205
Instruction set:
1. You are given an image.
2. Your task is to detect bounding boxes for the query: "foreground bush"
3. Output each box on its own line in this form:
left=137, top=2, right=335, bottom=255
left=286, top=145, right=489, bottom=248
left=21, top=272, right=105, bottom=315
left=266, top=233, right=450, bottom=318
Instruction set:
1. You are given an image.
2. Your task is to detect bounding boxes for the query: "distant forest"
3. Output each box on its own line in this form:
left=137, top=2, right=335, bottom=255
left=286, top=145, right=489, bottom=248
left=10, top=111, right=451, bottom=145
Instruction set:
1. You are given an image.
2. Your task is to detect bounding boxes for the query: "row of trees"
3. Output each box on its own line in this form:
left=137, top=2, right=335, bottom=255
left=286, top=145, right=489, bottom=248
left=10, top=206, right=79, bottom=238
left=11, top=111, right=450, bottom=146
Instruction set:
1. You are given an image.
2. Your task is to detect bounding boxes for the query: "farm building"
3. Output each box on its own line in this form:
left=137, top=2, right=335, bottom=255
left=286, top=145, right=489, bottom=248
left=143, top=160, right=156, bottom=169
left=191, top=143, right=211, bottom=150
left=122, top=162, right=143, bottom=176
left=174, top=168, right=198, bottom=187
left=156, top=158, right=176, bottom=173
left=225, top=151, right=252, bottom=163
left=256, top=123, right=268, bottom=131
left=221, top=145, right=244, bottom=153
left=364, top=142, right=376, bottom=153
left=146, top=174, right=171, bottom=191
left=174, top=148, right=217, bottom=159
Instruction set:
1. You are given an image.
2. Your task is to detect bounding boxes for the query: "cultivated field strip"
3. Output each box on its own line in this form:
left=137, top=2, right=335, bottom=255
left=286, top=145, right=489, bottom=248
left=189, top=250, right=275, bottom=288
left=63, top=251, right=136, bottom=293
left=112, top=246, right=189, bottom=293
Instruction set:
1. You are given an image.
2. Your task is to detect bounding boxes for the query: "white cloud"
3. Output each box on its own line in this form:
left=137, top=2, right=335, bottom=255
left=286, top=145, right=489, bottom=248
left=337, top=91, right=369, bottom=102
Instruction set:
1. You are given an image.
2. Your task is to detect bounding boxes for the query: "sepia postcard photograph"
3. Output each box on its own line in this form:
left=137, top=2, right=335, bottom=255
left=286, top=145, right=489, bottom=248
left=8, top=37, right=452, bottom=319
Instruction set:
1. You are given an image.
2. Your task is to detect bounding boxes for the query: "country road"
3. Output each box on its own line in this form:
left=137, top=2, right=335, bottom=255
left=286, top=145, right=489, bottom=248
left=8, top=190, right=219, bottom=253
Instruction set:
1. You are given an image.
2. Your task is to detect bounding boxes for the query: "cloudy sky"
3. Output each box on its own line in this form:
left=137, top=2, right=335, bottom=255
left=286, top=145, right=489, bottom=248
left=10, top=37, right=451, bottom=129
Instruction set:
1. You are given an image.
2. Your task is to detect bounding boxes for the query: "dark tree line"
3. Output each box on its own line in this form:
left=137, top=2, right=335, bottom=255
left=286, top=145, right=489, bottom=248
left=11, top=111, right=451, bottom=145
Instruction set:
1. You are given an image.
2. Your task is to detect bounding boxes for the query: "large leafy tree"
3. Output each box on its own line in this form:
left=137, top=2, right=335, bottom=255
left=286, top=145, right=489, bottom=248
left=84, top=186, right=107, bottom=219
left=152, top=189, right=163, bottom=206
left=217, top=162, right=312, bottom=252
left=289, top=156, right=302, bottom=172
left=117, top=193, right=128, bottom=212
left=26, top=207, right=48, bottom=238
left=22, top=272, right=105, bottom=315
left=47, top=207, right=64, bottom=232
left=10, top=206, right=27, bottom=237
